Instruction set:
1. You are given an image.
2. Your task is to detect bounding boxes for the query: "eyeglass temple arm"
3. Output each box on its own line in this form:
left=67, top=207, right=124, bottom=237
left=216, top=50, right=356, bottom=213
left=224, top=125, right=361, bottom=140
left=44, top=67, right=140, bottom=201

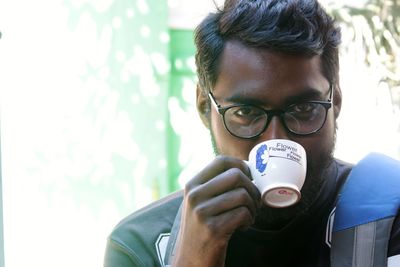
left=208, top=92, right=221, bottom=110
left=328, top=84, right=334, bottom=102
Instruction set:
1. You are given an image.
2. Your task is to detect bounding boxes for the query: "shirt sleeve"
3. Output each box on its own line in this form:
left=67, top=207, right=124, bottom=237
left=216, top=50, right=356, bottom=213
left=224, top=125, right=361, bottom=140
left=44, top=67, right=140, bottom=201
left=104, top=238, right=145, bottom=267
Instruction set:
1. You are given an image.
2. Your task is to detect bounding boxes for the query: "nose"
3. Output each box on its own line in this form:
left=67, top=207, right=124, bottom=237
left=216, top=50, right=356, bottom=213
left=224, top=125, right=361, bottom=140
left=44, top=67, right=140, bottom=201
left=258, top=116, right=290, bottom=141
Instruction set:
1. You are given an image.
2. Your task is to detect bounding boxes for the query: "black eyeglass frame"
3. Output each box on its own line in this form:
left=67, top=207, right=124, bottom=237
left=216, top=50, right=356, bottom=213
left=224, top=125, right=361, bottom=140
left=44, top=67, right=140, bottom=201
left=208, top=85, right=333, bottom=139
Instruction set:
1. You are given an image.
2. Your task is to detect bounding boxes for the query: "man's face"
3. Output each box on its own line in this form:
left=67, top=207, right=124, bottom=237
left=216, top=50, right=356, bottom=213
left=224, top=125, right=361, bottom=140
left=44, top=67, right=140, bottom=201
left=197, top=40, right=342, bottom=227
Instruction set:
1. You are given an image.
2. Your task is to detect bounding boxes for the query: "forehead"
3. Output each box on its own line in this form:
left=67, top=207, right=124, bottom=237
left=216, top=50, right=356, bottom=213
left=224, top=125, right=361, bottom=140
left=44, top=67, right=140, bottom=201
left=213, top=40, right=329, bottom=104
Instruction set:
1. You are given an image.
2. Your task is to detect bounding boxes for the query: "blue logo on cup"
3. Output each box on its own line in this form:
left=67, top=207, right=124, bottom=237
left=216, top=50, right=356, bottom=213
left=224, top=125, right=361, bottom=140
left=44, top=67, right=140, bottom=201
left=256, top=144, right=269, bottom=173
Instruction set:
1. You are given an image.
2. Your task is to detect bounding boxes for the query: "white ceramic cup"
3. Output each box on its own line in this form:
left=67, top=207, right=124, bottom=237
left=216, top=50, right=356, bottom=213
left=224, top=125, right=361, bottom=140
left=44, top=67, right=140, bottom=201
left=246, top=139, right=307, bottom=208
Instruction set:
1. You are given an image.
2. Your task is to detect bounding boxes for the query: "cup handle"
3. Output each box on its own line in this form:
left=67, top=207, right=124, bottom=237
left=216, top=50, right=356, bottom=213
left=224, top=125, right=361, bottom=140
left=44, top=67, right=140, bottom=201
left=243, top=160, right=256, bottom=185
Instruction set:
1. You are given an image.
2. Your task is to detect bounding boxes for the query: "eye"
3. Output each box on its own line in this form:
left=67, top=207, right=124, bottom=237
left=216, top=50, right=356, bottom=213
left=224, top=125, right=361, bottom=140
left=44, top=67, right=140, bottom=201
left=287, top=102, right=320, bottom=121
left=226, top=106, right=265, bottom=125
left=292, top=103, right=315, bottom=113
left=233, top=106, right=264, bottom=117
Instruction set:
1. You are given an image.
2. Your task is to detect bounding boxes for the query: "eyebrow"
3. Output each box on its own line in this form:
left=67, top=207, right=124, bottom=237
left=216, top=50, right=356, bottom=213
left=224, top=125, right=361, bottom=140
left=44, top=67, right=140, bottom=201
left=285, top=87, right=330, bottom=104
left=223, top=87, right=328, bottom=106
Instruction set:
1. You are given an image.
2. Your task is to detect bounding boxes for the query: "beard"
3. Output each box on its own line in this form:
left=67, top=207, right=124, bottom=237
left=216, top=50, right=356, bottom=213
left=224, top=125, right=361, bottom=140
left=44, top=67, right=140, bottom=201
left=209, top=126, right=337, bottom=230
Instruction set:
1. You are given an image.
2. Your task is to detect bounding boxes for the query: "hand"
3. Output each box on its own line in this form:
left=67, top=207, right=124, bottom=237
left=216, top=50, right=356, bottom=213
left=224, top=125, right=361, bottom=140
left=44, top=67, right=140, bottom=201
left=172, top=156, right=261, bottom=267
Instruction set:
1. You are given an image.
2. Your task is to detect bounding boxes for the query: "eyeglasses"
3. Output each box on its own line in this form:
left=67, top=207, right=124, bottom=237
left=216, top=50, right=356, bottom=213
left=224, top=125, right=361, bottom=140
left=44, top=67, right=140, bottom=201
left=208, top=86, right=333, bottom=139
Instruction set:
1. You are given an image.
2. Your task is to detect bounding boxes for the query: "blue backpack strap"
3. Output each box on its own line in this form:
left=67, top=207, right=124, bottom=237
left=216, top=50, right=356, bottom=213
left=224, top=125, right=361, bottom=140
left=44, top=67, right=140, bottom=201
left=331, top=153, right=400, bottom=267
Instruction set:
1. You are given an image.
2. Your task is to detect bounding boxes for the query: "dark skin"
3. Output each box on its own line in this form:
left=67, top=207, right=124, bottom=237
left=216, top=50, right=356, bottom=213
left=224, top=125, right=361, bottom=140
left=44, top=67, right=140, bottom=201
left=172, top=40, right=342, bottom=267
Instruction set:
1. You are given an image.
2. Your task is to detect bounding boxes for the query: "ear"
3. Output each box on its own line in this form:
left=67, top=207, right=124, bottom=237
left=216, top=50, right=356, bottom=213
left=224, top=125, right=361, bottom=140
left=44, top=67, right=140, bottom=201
left=333, top=84, right=342, bottom=119
left=196, top=84, right=211, bottom=129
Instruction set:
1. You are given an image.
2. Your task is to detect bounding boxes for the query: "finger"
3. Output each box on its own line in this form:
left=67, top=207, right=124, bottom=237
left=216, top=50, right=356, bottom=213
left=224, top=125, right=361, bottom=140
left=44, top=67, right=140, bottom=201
left=185, top=167, right=260, bottom=209
left=194, top=187, right=258, bottom=218
left=187, top=156, right=250, bottom=187
left=202, top=167, right=260, bottom=203
left=206, top=206, right=254, bottom=237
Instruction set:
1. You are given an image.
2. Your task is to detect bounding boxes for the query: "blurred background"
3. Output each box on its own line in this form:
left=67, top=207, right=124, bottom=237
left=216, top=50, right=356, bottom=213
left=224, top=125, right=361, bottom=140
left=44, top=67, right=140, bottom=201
left=0, top=0, right=399, bottom=266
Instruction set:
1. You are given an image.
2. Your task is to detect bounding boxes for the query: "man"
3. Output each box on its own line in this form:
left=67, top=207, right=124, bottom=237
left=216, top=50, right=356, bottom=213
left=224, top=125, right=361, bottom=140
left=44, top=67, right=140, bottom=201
left=104, top=0, right=400, bottom=266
